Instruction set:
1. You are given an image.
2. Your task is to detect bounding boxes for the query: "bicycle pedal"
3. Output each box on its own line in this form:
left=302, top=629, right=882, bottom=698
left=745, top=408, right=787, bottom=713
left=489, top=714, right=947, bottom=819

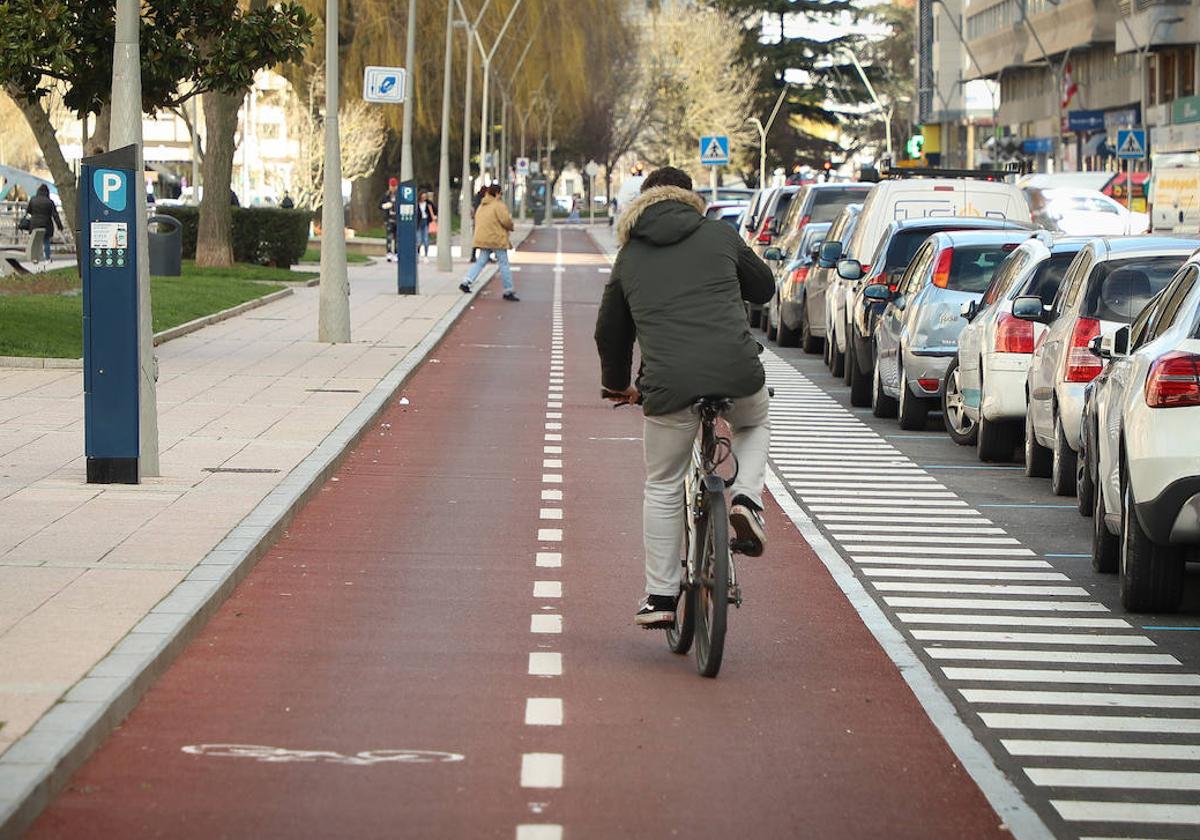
left=728, top=584, right=743, bottom=607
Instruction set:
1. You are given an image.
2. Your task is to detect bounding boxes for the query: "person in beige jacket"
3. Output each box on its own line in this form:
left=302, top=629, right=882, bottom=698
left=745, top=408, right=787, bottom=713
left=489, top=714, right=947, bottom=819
left=460, top=185, right=518, bottom=301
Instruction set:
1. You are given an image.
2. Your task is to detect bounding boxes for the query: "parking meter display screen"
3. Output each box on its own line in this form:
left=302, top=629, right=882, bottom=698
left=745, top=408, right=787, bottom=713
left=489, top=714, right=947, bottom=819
left=90, top=221, right=129, bottom=268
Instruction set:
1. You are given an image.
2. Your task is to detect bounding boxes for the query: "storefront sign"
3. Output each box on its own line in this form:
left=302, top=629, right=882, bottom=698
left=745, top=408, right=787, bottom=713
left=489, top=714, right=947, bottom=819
left=1151, top=121, right=1200, bottom=153
left=1022, top=137, right=1053, bottom=154
left=1172, top=94, right=1200, bottom=125
left=1105, top=105, right=1141, bottom=134
left=1068, top=110, right=1105, bottom=133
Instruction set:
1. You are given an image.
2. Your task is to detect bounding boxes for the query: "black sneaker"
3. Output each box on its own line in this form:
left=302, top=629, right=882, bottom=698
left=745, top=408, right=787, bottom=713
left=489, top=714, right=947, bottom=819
left=730, top=495, right=766, bottom=557
left=503, top=291, right=520, bottom=302
left=634, top=594, right=676, bottom=628
left=459, top=281, right=472, bottom=294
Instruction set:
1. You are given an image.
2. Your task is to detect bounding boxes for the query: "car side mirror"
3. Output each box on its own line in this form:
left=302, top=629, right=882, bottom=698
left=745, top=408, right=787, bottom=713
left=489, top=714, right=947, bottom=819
left=1012, top=295, right=1046, bottom=323
left=809, top=243, right=822, bottom=259
left=763, top=247, right=784, bottom=262
left=960, top=300, right=978, bottom=321
left=819, top=240, right=843, bottom=269
left=1112, top=325, right=1130, bottom=357
left=836, top=259, right=863, bottom=280
left=863, top=283, right=890, bottom=301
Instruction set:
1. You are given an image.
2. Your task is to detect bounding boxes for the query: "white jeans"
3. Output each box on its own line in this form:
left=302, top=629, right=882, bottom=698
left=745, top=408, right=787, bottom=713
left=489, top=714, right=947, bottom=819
left=641, top=386, right=770, bottom=597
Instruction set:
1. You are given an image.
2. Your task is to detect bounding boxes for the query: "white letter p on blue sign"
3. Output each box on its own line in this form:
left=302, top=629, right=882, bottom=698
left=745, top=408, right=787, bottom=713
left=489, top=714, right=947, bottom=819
left=94, top=169, right=127, bottom=212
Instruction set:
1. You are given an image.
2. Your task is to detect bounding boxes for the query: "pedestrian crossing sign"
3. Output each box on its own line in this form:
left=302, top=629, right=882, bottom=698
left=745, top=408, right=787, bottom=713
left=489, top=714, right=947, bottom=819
left=1116, top=128, right=1147, bottom=159
left=700, top=135, right=730, bottom=166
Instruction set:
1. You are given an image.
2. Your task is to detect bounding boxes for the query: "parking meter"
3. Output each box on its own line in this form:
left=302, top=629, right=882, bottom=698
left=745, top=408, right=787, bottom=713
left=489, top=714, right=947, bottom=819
left=396, top=180, right=417, bottom=295
left=79, top=145, right=140, bottom=484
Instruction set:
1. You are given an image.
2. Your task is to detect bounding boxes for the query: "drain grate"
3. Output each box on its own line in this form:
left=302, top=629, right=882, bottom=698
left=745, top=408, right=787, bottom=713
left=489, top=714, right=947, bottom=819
left=306, top=388, right=362, bottom=394
left=203, top=467, right=281, bottom=474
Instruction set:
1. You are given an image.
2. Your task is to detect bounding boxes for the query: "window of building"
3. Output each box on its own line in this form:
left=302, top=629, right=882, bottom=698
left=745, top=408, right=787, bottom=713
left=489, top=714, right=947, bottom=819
left=1148, top=57, right=1159, bottom=106
left=1181, top=47, right=1196, bottom=99
left=1162, top=51, right=1177, bottom=103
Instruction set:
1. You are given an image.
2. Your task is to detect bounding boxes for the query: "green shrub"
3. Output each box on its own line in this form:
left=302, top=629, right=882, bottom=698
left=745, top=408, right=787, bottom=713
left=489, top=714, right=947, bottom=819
left=156, top=206, right=312, bottom=268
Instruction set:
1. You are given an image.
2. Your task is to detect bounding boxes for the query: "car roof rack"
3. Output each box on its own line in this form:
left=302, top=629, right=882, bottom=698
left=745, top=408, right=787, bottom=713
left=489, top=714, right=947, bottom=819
left=880, top=162, right=1029, bottom=182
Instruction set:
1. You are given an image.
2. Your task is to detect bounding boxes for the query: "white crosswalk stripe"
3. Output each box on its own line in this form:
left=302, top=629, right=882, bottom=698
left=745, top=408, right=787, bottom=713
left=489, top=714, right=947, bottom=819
left=762, top=353, right=1200, bottom=838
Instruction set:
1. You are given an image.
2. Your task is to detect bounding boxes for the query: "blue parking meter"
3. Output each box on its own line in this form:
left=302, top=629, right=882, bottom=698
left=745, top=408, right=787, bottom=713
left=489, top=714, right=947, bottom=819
left=79, top=145, right=140, bottom=484
left=396, top=180, right=418, bottom=295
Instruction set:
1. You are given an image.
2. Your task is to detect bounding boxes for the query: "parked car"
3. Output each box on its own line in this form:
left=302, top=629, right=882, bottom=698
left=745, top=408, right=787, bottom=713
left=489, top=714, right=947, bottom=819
left=764, top=222, right=832, bottom=346
left=1016, top=236, right=1194, bottom=495
left=954, top=234, right=1089, bottom=459
left=740, top=187, right=772, bottom=244
left=864, top=230, right=1030, bottom=429
left=705, top=200, right=748, bottom=230
left=1024, top=187, right=1149, bottom=236
left=839, top=217, right=1036, bottom=408
left=805, top=205, right=864, bottom=360
left=1080, top=257, right=1200, bottom=612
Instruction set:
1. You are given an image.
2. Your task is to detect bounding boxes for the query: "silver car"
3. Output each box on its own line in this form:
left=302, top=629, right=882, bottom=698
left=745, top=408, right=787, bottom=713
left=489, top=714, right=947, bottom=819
left=865, top=230, right=1031, bottom=430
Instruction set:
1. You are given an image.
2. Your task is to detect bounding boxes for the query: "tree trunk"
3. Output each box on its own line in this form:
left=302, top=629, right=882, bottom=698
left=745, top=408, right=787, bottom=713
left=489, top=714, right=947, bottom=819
left=196, top=90, right=242, bottom=267
left=12, top=92, right=79, bottom=248
left=86, top=103, right=112, bottom=155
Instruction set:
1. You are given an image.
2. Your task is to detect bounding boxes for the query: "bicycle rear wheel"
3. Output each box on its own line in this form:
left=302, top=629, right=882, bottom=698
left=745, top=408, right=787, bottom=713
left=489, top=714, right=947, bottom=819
left=666, top=520, right=695, bottom=654
left=693, top=491, right=729, bottom=678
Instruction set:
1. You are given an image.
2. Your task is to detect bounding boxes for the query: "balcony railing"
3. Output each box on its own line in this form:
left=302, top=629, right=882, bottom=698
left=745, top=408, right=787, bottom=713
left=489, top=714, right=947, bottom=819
left=1118, top=0, right=1189, bottom=17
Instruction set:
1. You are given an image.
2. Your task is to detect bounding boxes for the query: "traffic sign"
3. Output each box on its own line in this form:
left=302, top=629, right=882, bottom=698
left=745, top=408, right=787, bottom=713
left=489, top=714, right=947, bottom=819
left=1116, top=128, right=1147, bottom=159
left=584, top=160, right=600, bottom=178
left=699, top=135, right=730, bottom=166
left=516, top=157, right=530, bottom=176
left=363, top=66, right=406, bottom=104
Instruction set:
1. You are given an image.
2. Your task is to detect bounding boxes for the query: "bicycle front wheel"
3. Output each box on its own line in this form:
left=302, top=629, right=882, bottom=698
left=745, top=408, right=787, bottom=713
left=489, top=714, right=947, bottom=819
left=693, top=490, right=729, bottom=678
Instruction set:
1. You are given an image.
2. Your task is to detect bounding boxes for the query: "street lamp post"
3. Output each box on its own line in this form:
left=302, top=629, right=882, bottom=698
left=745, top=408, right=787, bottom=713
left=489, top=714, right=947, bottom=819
left=318, top=0, right=351, bottom=343
left=455, top=0, right=494, bottom=255
left=111, top=0, right=160, bottom=476
left=400, top=0, right=417, bottom=181
left=436, top=1, right=458, bottom=271
left=543, top=99, right=555, bottom=227
left=477, top=0, right=526, bottom=187
left=746, top=84, right=790, bottom=188
left=837, top=47, right=893, bottom=161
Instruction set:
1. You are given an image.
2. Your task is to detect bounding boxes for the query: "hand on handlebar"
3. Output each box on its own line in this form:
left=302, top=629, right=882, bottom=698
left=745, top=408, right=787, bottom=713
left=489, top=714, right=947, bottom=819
left=601, top=385, right=641, bottom=406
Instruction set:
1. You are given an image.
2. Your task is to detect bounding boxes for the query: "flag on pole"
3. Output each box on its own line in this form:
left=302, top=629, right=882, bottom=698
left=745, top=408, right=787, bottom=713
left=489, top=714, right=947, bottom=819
left=1061, top=62, right=1078, bottom=109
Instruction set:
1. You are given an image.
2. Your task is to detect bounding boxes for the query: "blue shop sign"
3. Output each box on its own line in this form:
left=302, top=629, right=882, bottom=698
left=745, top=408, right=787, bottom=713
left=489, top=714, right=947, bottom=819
left=1068, top=109, right=1105, bottom=133
left=1022, top=137, right=1053, bottom=154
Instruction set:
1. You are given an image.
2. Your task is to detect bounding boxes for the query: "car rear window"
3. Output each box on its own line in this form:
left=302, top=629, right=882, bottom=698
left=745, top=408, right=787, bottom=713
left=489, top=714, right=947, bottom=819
left=810, top=188, right=871, bottom=223
left=773, top=191, right=797, bottom=219
left=947, top=246, right=1015, bottom=293
left=885, top=230, right=936, bottom=271
left=1082, top=256, right=1186, bottom=322
left=1020, top=252, right=1077, bottom=306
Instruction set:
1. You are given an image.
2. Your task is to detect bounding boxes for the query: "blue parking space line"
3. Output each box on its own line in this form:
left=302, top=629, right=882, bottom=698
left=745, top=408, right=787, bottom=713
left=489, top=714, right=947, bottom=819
left=1143, top=626, right=1200, bottom=631
left=978, top=503, right=1077, bottom=509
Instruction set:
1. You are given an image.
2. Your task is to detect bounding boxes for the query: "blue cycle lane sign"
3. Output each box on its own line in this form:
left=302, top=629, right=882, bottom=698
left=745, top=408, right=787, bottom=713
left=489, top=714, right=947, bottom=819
left=700, top=135, right=730, bottom=166
left=1116, top=128, right=1147, bottom=159
left=363, top=66, right=407, bottom=104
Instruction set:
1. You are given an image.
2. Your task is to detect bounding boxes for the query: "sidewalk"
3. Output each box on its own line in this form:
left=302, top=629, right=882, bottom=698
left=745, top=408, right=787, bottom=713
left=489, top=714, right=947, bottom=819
left=0, top=230, right=529, bottom=824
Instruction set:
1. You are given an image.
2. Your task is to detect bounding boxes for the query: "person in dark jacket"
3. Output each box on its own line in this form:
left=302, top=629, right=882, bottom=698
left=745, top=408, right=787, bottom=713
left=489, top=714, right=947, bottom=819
left=380, top=177, right=399, bottom=262
left=594, top=166, right=774, bottom=628
left=25, top=184, right=61, bottom=262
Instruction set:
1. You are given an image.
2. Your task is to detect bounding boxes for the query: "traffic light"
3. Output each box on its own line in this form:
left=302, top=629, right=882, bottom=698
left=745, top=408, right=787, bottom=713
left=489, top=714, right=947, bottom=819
left=906, top=133, right=924, bottom=159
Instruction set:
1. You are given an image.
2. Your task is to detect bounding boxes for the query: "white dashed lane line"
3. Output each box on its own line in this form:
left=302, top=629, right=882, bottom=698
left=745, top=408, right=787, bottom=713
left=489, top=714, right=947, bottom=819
left=762, top=351, right=1200, bottom=838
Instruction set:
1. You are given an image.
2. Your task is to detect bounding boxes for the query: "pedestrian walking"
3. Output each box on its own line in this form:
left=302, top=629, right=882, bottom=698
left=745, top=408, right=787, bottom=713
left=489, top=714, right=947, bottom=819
left=381, top=177, right=399, bottom=262
left=470, top=185, right=487, bottom=263
left=24, top=184, right=61, bottom=263
left=280, top=191, right=295, bottom=209
left=416, top=191, right=437, bottom=263
left=459, top=184, right=517, bottom=301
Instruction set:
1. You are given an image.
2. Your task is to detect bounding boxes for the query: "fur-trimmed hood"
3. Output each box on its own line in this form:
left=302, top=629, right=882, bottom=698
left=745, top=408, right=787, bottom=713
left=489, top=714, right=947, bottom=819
left=616, top=185, right=708, bottom=247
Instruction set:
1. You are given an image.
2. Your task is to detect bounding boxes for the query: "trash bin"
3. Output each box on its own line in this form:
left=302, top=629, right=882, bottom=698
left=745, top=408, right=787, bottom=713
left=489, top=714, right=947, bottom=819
left=148, top=214, right=182, bottom=276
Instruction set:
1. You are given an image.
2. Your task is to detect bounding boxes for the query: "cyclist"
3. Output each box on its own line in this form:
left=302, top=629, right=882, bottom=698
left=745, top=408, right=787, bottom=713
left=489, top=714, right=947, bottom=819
left=594, top=166, right=774, bottom=628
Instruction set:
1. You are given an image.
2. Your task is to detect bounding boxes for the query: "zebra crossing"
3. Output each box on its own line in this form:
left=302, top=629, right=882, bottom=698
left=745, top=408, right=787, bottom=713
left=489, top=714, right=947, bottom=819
left=762, top=352, right=1200, bottom=840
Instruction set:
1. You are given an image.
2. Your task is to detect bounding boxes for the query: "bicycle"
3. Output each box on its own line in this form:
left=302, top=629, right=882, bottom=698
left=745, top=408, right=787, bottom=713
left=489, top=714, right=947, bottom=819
left=602, top=390, right=749, bottom=678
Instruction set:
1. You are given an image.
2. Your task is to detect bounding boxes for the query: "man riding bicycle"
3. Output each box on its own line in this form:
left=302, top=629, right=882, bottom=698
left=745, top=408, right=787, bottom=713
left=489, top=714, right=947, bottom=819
left=594, top=166, right=775, bottom=628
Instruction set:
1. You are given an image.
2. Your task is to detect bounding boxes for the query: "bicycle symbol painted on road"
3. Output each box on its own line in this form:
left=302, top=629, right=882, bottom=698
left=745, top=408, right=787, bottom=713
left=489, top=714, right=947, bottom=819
left=181, top=744, right=465, bottom=766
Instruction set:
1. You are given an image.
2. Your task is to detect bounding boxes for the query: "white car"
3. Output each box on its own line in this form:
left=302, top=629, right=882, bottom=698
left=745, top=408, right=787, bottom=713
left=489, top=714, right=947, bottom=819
left=1025, top=187, right=1149, bottom=236
left=955, top=234, right=1088, bottom=461
left=1086, top=258, right=1200, bottom=612
left=1015, top=236, right=1193, bottom=496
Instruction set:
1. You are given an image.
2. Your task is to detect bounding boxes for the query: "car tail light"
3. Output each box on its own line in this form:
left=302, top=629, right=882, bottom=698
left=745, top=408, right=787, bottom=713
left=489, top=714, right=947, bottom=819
left=796, top=214, right=811, bottom=232
left=756, top=217, right=774, bottom=244
left=1145, top=351, right=1200, bottom=408
left=790, top=266, right=809, bottom=286
left=1063, top=317, right=1102, bottom=383
left=931, top=248, right=954, bottom=289
left=995, top=312, right=1034, bottom=354
left=917, top=378, right=940, bottom=392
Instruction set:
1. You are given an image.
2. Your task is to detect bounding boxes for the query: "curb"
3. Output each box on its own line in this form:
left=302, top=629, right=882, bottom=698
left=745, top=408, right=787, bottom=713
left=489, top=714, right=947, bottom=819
left=0, top=227, right=531, bottom=838
left=0, top=287, right=297, bottom=370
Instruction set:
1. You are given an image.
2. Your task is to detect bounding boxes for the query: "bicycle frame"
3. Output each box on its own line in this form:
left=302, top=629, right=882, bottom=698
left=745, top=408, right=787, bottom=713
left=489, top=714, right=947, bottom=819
left=683, top=407, right=741, bottom=608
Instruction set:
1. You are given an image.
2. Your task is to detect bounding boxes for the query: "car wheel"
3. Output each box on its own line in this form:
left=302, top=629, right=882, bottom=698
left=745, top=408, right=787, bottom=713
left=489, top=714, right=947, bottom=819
left=1092, top=480, right=1119, bottom=573
left=897, top=364, right=930, bottom=431
left=823, top=328, right=833, bottom=367
left=777, top=313, right=798, bottom=347
left=942, top=357, right=978, bottom=445
left=1051, top=415, right=1078, bottom=497
left=871, top=352, right=898, bottom=418
left=800, top=307, right=822, bottom=354
left=1077, top=424, right=1095, bottom=516
left=1024, top=405, right=1052, bottom=478
left=848, top=340, right=871, bottom=407
left=831, top=335, right=846, bottom=379
left=765, top=302, right=778, bottom=342
left=1120, top=468, right=1184, bottom=613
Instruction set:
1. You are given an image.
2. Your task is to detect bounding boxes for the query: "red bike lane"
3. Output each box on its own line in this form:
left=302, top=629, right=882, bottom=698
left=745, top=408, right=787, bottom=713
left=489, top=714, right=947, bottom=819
left=27, top=228, right=1013, bottom=839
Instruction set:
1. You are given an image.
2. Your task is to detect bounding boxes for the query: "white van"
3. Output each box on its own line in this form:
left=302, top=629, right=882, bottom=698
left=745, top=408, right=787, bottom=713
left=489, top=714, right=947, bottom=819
left=843, top=175, right=1032, bottom=273
left=1148, top=166, right=1200, bottom=233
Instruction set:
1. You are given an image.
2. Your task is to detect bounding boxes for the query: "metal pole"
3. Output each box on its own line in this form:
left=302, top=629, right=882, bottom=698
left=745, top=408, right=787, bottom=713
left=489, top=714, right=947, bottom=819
left=191, top=94, right=201, bottom=202
left=111, top=0, right=159, bottom=476
left=436, top=0, right=455, bottom=271
left=543, top=104, right=553, bottom=226
left=460, top=25, right=474, bottom=253
left=319, top=0, right=351, bottom=343
left=400, top=0, right=417, bottom=181
left=478, top=0, right=525, bottom=190
left=838, top=47, right=892, bottom=160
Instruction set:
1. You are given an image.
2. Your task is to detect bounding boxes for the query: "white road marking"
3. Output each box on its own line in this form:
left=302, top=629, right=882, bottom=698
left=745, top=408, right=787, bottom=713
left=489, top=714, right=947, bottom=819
left=525, top=698, right=564, bottom=726
left=929, top=648, right=1180, bottom=665
left=884, top=597, right=1109, bottom=612
left=913, top=630, right=1152, bottom=646
left=863, top=568, right=1069, bottom=581
left=520, top=753, right=564, bottom=788
left=825, top=524, right=1005, bottom=535
left=900, top=614, right=1129, bottom=628
left=528, top=652, right=562, bottom=676
left=1051, top=800, right=1200, bottom=825
left=1003, top=740, right=1200, bottom=760
left=530, top=614, right=563, bottom=634
left=545, top=422, right=562, bottom=430
left=873, top=582, right=1089, bottom=595
left=542, top=474, right=563, bottom=483
left=541, top=489, right=563, bottom=501
left=851, top=545, right=1036, bottom=556
left=537, top=528, right=563, bottom=542
left=540, top=508, right=563, bottom=520
left=516, top=826, right=563, bottom=840
left=964, top=688, right=1200, bottom=709
left=536, top=552, right=562, bottom=568
left=544, top=434, right=562, bottom=442
left=1032, top=768, right=1200, bottom=790
left=544, top=446, right=563, bottom=454
left=533, top=581, right=562, bottom=599
left=858, top=556, right=1052, bottom=568
left=848, top=534, right=1022, bottom=545
left=945, top=668, right=1200, bottom=685
left=543, top=459, right=563, bottom=469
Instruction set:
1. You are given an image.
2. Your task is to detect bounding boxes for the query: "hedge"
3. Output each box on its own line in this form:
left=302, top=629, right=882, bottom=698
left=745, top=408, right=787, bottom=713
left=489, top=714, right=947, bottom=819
left=155, top=206, right=313, bottom=269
